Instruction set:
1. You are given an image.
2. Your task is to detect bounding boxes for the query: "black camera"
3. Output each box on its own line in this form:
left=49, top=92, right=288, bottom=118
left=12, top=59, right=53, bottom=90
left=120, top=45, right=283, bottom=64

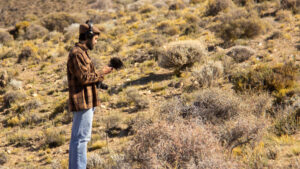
left=96, top=81, right=108, bottom=90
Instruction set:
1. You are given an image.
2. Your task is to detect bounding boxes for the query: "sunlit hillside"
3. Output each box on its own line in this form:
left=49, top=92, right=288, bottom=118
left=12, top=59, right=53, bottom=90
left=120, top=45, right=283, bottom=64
left=0, top=0, right=299, bottom=168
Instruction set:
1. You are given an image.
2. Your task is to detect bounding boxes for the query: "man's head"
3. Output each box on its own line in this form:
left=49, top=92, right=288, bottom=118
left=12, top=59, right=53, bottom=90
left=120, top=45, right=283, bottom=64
left=79, top=20, right=100, bottom=50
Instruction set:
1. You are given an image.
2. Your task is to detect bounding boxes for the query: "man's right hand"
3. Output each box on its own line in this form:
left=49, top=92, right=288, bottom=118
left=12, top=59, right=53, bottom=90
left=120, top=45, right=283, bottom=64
left=102, top=66, right=113, bottom=75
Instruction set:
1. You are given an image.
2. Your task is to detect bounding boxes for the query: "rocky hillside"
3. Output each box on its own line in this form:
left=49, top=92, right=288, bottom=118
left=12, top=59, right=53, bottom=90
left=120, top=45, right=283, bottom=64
left=0, top=0, right=299, bottom=168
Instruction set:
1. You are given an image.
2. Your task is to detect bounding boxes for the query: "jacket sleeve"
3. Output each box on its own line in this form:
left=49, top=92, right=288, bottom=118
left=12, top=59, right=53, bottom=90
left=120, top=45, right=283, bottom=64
left=71, top=53, right=104, bottom=85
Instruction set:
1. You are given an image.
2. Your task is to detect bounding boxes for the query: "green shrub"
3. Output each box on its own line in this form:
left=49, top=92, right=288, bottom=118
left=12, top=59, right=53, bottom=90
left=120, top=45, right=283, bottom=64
left=158, top=40, right=207, bottom=75
left=41, top=12, right=81, bottom=32
left=230, top=62, right=298, bottom=94
left=9, top=21, right=30, bottom=39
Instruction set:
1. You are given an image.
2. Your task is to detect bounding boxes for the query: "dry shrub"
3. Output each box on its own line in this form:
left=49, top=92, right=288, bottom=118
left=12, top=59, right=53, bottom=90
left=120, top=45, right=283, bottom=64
left=241, top=92, right=273, bottom=117
left=275, top=9, right=293, bottom=22
left=87, top=153, right=104, bottom=169
left=189, top=88, right=240, bottom=124
left=126, top=120, right=237, bottom=169
left=17, top=46, right=36, bottom=63
left=191, top=61, right=224, bottom=88
left=211, top=8, right=266, bottom=43
left=160, top=88, right=241, bottom=124
left=281, top=0, right=300, bottom=13
left=0, top=152, right=8, bottom=165
left=41, top=12, right=81, bottom=32
left=190, top=0, right=206, bottom=4
left=132, top=32, right=165, bottom=47
left=217, top=114, right=267, bottom=150
left=9, top=21, right=30, bottom=39
left=44, top=31, right=64, bottom=44
left=0, top=31, right=13, bottom=45
left=3, top=91, right=27, bottom=108
left=232, top=0, right=250, bottom=6
left=125, top=88, right=148, bottom=109
left=0, top=49, right=17, bottom=60
left=128, top=48, right=162, bottom=64
left=205, top=0, right=233, bottom=16
left=24, top=24, right=48, bottom=40
left=86, top=10, right=114, bottom=23
left=63, top=23, right=80, bottom=42
left=139, top=4, right=156, bottom=13
left=24, top=99, right=41, bottom=112
left=169, top=0, right=186, bottom=10
left=0, top=70, right=9, bottom=88
left=156, top=21, right=180, bottom=36
left=158, top=40, right=207, bottom=74
left=226, top=45, right=255, bottom=62
left=91, top=0, right=113, bottom=10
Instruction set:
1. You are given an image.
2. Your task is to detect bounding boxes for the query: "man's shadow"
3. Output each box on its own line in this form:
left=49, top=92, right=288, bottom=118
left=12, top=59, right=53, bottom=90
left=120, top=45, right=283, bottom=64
left=109, top=72, right=174, bottom=95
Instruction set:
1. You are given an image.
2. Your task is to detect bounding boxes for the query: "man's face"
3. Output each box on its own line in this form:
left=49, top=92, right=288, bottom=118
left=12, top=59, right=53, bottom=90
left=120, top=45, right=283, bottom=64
left=86, top=34, right=99, bottom=50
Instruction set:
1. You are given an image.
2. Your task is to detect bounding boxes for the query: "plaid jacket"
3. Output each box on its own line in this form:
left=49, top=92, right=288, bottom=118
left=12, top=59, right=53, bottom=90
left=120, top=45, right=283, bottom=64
left=67, top=42, right=104, bottom=112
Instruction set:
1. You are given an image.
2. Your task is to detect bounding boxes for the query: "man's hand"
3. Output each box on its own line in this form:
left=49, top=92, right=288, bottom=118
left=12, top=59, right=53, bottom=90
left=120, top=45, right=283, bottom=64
left=102, top=66, right=113, bottom=75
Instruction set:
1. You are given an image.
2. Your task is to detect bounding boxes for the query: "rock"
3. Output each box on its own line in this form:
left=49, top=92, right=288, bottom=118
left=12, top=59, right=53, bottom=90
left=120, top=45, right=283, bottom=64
left=9, top=79, right=23, bottom=90
left=226, top=46, right=255, bottom=62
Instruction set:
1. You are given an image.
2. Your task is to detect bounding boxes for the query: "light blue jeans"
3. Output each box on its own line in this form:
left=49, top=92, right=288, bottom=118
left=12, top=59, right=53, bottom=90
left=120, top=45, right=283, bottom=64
left=69, top=107, right=95, bottom=169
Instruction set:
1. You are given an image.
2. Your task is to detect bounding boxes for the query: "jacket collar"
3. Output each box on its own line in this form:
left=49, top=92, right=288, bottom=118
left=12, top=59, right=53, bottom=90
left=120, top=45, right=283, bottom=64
left=75, top=42, right=89, bottom=52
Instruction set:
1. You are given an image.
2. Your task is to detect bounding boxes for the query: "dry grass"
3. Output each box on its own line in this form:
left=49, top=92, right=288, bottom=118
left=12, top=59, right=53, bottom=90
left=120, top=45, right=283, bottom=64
left=3, top=91, right=27, bottom=108
left=44, top=128, right=66, bottom=148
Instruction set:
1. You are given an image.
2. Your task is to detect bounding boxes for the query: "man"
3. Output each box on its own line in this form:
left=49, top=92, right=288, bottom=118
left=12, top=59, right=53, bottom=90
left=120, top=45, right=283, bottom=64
left=67, top=20, right=112, bottom=169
